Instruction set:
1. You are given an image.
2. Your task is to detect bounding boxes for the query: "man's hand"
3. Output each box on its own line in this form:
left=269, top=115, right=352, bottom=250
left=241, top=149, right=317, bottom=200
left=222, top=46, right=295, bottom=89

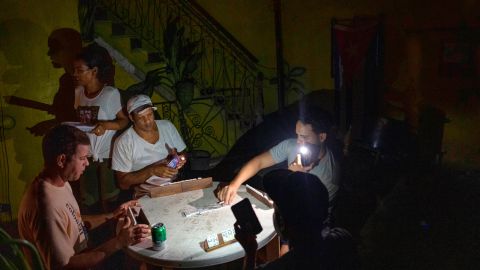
left=113, top=200, right=139, bottom=219
left=165, top=143, right=186, bottom=170
left=234, top=221, right=258, bottom=253
left=91, top=122, right=106, bottom=136
left=216, top=183, right=239, bottom=205
left=176, top=154, right=187, bottom=170
left=234, top=221, right=258, bottom=270
left=116, top=217, right=151, bottom=247
left=288, top=161, right=313, bottom=172
left=151, top=163, right=178, bottom=178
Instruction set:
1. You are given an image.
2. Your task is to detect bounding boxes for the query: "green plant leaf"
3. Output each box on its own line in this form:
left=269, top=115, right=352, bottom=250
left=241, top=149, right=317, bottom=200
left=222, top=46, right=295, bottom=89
left=291, top=87, right=305, bottom=95
left=156, top=75, right=175, bottom=87
left=284, top=79, right=292, bottom=90
left=177, top=26, right=185, bottom=40
left=178, top=40, right=201, bottom=65
left=176, top=80, right=195, bottom=109
left=290, top=78, right=305, bottom=89
left=164, top=17, right=179, bottom=60
left=288, top=67, right=306, bottom=77
left=153, top=84, right=176, bottom=102
left=183, top=52, right=202, bottom=78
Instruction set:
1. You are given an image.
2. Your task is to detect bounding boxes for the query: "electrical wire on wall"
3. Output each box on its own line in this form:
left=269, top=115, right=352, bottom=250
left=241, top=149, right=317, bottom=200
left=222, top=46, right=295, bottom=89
left=0, top=96, right=13, bottom=223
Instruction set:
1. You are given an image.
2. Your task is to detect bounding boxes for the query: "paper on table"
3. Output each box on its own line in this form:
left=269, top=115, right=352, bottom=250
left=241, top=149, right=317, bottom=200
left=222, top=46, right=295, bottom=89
left=61, top=122, right=94, bottom=132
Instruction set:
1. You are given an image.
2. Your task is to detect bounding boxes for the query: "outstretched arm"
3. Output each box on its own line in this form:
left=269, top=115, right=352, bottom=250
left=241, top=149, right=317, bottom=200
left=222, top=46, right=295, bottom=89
left=217, top=151, right=276, bottom=204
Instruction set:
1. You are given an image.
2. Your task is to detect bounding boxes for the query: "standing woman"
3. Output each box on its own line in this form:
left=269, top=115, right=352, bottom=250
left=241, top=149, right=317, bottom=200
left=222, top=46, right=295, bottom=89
left=73, top=43, right=129, bottom=213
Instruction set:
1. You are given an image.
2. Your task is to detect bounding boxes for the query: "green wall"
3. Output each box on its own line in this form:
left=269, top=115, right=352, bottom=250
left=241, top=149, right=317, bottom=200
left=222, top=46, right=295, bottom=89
left=0, top=0, right=136, bottom=220
left=2, top=0, right=480, bottom=220
left=0, top=0, right=78, bottom=221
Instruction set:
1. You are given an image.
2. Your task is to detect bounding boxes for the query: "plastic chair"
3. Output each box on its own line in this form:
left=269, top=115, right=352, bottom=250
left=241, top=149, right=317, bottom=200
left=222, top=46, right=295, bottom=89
left=0, top=227, right=44, bottom=270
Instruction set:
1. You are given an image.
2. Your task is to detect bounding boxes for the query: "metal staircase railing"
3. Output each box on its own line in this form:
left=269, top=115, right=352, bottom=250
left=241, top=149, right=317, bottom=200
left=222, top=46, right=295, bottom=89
left=86, top=0, right=264, bottom=156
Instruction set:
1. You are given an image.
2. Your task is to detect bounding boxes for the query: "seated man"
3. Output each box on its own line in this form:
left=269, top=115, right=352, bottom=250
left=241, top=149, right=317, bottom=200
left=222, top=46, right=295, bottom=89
left=217, top=106, right=339, bottom=206
left=18, top=125, right=150, bottom=270
left=235, top=170, right=358, bottom=269
left=112, top=94, right=187, bottom=199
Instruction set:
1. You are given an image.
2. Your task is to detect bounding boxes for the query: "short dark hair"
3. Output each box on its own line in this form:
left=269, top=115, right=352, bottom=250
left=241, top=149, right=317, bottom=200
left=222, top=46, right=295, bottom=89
left=263, top=170, right=329, bottom=231
left=42, top=125, right=90, bottom=167
left=298, top=105, right=333, bottom=134
left=76, top=43, right=114, bottom=84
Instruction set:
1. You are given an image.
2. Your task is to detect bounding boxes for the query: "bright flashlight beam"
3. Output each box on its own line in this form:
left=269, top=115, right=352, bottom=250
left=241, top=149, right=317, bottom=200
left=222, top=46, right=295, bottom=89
left=299, top=145, right=309, bottom=154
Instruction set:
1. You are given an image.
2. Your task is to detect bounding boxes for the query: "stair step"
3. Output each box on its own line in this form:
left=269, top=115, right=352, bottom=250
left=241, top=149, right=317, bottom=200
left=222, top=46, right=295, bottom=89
left=95, top=29, right=149, bottom=69
left=130, top=48, right=165, bottom=67
left=93, top=16, right=166, bottom=79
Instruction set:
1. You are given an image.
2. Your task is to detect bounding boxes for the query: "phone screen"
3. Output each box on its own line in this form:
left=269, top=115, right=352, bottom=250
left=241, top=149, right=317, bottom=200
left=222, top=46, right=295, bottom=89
left=231, top=198, right=263, bottom=235
left=167, top=156, right=179, bottom=168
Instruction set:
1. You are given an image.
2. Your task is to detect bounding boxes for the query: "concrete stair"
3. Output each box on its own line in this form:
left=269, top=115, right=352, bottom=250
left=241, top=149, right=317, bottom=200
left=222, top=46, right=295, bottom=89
left=94, top=18, right=166, bottom=75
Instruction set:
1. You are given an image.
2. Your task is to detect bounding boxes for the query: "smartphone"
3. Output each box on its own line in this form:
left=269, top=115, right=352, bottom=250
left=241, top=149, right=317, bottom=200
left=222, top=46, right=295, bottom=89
left=231, top=198, right=263, bottom=235
left=167, top=156, right=179, bottom=168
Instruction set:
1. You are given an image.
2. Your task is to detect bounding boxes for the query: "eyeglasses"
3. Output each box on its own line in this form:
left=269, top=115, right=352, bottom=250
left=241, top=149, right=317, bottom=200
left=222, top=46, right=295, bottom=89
left=73, top=67, right=93, bottom=75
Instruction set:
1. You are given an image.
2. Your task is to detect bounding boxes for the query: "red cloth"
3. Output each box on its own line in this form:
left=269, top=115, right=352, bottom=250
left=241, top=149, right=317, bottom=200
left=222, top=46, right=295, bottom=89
left=333, top=21, right=378, bottom=87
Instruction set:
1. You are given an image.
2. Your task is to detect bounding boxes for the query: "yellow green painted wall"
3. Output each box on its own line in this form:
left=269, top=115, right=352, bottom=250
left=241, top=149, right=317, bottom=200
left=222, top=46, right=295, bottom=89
left=0, top=0, right=136, bottom=220
left=0, top=0, right=77, bottom=221
left=2, top=0, right=480, bottom=220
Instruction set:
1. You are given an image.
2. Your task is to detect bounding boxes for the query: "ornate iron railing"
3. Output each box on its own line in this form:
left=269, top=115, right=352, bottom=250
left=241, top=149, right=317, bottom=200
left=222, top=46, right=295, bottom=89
left=90, top=0, right=263, bottom=156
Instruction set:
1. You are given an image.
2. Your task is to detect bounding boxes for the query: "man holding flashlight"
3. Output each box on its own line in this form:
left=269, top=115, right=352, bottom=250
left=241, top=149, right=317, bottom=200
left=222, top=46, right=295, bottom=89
left=112, top=95, right=187, bottom=200
left=217, top=106, right=338, bottom=205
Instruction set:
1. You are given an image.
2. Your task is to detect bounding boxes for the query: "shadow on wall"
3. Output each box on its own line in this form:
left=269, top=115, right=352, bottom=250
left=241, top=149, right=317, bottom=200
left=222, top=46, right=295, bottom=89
left=0, top=19, right=65, bottom=184
left=3, top=28, right=82, bottom=136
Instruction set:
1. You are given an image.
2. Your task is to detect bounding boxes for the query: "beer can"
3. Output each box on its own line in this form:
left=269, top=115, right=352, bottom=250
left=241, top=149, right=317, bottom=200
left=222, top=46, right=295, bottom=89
left=151, top=223, right=167, bottom=251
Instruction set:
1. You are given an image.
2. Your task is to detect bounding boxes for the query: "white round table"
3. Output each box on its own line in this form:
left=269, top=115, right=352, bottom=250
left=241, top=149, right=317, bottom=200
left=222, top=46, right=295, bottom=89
left=126, top=184, right=277, bottom=268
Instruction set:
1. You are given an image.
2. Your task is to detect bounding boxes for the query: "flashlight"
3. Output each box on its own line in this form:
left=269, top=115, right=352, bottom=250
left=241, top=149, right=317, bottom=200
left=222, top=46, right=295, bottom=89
left=299, top=145, right=309, bottom=155
left=297, top=144, right=320, bottom=167
left=295, top=154, right=303, bottom=166
left=296, top=145, right=309, bottom=167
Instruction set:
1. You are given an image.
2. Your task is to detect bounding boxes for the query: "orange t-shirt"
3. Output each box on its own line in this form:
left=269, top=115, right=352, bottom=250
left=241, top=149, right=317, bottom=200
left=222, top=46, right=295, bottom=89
left=18, top=177, right=88, bottom=269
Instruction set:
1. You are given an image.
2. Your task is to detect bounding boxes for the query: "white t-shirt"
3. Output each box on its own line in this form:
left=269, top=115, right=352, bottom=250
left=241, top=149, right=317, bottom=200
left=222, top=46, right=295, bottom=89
left=74, top=85, right=122, bottom=161
left=112, top=120, right=186, bottom=173
left=269, top=138, right=339, bottom=202
left=18, top=177, right=88, bottom=270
